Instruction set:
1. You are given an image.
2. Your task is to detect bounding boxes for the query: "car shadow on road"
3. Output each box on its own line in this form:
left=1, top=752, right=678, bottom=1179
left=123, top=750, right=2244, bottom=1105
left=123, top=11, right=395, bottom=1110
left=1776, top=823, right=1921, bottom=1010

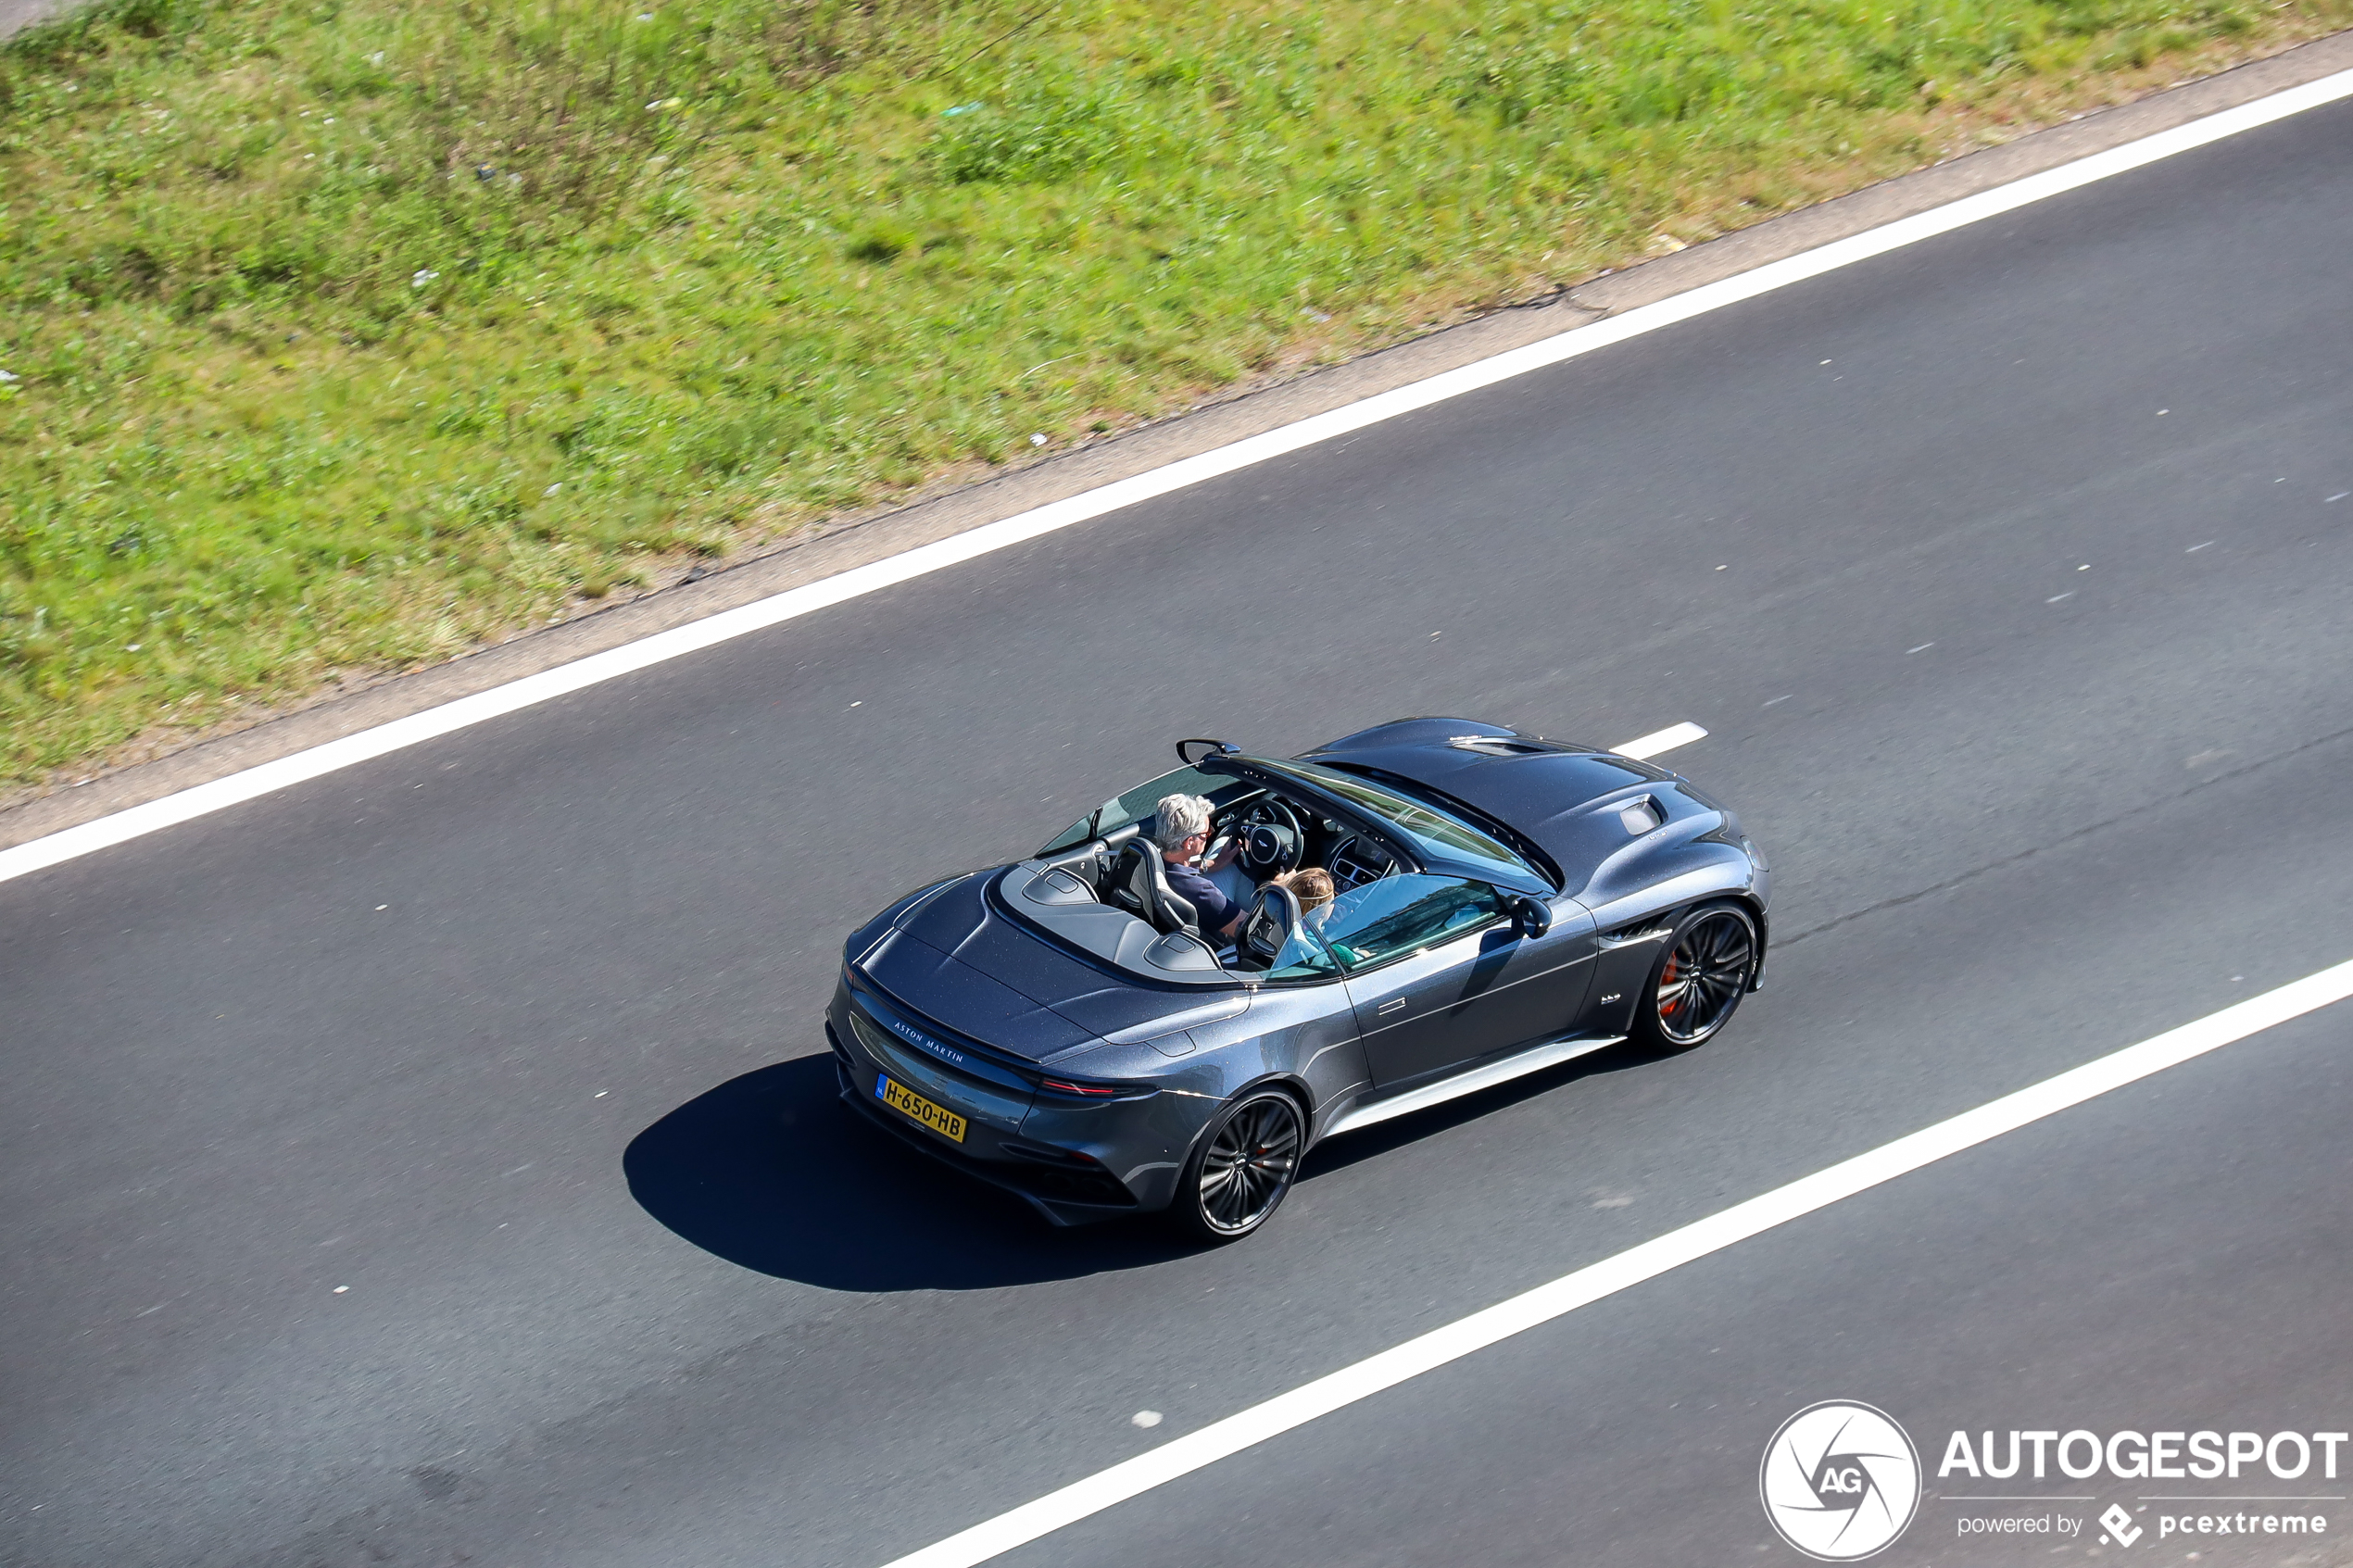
left=624, top=1056, right=1195, bottom=1291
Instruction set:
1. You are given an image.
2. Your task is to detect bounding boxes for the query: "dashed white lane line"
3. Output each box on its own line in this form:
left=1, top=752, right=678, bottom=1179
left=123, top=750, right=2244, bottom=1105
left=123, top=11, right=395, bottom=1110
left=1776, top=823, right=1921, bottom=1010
left=1611, top=721, right=1709, bottom=760
left=875, top=956, right=2353, bottom=1568
left=4, top=65, right=2350, bottom=889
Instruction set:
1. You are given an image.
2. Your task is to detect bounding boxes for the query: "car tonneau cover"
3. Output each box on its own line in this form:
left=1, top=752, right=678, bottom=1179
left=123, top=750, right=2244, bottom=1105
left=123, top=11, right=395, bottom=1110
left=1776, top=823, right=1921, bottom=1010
left=997, top=864, right=1231, bottom=987
left=865, top=869, right=1241, bottom=1062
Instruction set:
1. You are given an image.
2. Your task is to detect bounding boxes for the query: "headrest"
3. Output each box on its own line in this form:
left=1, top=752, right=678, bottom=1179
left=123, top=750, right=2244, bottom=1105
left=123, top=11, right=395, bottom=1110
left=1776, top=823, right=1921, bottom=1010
left=1108, top=839, right=1198, bottom=935
left=1107, top=841, right=1153, bottom=910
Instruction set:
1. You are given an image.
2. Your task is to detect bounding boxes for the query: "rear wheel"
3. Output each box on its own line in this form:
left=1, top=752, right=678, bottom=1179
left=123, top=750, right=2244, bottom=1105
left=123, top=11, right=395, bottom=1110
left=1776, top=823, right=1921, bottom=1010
left=1171, top=1089, right=1304, bottom=1243
left=1631, top=902, right=1757, bottom=1052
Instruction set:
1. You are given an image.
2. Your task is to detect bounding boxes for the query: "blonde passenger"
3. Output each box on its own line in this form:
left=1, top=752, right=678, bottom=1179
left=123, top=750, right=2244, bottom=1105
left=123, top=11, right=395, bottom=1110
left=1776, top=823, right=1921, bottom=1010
left=1274, top=866, right=1335, bottom=915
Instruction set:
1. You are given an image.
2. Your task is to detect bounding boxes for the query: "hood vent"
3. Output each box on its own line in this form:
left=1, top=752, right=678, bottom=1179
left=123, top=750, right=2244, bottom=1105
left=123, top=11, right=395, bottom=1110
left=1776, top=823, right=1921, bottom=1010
left=1448, top=736, right=1549, bottom=757
left=1617, top=796, right=1665, bottom=834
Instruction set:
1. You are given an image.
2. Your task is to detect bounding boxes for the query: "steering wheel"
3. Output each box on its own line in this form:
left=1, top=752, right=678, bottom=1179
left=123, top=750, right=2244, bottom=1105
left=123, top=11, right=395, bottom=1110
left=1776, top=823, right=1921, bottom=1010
left=1236, top=797, right=1303, bottom=876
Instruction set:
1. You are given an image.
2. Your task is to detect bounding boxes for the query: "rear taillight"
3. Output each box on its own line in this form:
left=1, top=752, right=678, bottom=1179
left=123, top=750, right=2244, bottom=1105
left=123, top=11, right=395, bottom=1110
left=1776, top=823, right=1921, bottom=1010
left=1040, top=1078, right=1116, bottom=1097
left=1035, top=1075, right=1155, bottom=1101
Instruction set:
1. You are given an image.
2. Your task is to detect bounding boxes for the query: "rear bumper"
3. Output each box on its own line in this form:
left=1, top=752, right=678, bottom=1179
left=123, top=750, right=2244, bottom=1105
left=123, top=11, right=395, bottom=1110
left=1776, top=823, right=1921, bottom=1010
left=826, top=1020, right=1154, bottom=1227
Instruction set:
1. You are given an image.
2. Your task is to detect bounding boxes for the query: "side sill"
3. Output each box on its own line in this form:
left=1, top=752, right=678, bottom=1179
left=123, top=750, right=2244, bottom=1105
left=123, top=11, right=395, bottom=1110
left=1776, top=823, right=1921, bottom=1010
left=1322, top=1033, right=1625, bottom=1137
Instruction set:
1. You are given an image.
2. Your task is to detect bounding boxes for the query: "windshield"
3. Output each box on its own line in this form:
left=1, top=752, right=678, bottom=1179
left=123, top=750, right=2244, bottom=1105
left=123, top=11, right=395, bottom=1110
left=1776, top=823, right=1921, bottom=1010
left=1038, top=764, right=1228, bottom=856
left=1260, top=759, right=1534, bottom=886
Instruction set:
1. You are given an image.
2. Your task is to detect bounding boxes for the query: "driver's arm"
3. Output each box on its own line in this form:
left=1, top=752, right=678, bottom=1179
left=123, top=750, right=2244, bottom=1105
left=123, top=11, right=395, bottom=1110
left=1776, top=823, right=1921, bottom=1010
left=1197, top=877, right=1248, bottom=942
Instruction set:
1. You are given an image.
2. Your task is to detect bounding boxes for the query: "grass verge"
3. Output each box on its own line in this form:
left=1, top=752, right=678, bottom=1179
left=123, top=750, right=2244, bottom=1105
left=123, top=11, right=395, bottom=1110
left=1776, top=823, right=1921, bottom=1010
left=3, top=0, right=2347, bottom=786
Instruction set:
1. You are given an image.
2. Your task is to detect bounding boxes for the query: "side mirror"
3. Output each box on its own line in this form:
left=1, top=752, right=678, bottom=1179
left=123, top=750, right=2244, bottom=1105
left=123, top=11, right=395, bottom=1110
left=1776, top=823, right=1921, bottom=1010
left=1511, top=896, right=1553, bottom=939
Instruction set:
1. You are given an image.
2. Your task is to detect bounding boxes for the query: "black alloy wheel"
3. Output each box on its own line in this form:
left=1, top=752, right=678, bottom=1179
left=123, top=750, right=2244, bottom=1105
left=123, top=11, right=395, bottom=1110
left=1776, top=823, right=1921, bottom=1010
left=1174, top=1090, right=1305, bottom=1242
left=1633, top=902, right=1757, bottom=1051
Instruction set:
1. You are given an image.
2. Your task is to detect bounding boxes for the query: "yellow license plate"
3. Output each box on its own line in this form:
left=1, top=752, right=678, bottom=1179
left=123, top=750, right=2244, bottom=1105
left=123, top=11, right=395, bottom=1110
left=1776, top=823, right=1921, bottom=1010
left=876, top=1075, right=967, bottom=1143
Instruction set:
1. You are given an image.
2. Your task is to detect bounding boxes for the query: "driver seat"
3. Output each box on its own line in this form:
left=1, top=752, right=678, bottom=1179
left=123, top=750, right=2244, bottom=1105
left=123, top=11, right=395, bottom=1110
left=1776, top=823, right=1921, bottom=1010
left=1108, top=840, right=1199, bottom=936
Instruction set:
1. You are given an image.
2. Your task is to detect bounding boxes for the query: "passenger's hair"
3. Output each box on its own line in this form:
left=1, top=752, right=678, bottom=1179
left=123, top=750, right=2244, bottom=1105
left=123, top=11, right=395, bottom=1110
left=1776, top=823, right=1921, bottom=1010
left=1152, top=794, right=1213, bottom=851
left=1275, top=866, right=1336, bottom=912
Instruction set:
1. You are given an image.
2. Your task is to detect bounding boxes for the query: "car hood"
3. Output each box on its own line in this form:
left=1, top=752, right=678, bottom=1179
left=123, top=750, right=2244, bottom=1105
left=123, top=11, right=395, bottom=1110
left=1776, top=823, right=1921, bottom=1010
left=860, top=872, right=1228, bottom=1063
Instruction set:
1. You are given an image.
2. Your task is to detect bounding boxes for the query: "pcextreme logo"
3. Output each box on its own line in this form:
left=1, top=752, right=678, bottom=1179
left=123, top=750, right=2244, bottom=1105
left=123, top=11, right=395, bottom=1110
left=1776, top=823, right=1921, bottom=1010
left=1761, top=1401, right=1923, bottom=1561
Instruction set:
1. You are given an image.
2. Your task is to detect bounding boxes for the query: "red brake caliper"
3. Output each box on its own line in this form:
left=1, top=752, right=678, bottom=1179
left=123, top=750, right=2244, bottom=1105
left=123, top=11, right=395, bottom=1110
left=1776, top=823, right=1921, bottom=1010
left=1660, top=952, right=1681, bottom=1015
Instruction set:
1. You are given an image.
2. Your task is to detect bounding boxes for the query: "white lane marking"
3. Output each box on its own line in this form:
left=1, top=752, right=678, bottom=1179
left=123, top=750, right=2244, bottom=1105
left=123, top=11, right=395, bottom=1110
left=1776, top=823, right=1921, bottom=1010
left=877, top=956, right=2353, bottom=1568
left=6, top=68, right=2351, bottom=888
left=1611, top=721, right=1708, bottom=760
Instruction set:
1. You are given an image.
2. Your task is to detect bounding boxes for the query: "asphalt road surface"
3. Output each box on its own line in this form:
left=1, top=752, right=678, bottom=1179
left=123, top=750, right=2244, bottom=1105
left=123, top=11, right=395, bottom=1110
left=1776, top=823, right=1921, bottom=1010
left=6, top=90, right=2353, bottom=1568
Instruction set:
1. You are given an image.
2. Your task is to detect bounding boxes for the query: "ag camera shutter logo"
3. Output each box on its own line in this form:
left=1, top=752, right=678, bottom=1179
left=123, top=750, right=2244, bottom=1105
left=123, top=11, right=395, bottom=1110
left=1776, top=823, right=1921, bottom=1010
left=1760, top=1400, right=1922, bottom=1560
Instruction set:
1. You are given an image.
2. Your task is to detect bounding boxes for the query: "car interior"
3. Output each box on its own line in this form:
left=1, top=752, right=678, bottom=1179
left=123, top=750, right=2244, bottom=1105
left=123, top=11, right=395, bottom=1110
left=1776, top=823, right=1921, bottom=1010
left=1024, top=769, right=1402, bottom=980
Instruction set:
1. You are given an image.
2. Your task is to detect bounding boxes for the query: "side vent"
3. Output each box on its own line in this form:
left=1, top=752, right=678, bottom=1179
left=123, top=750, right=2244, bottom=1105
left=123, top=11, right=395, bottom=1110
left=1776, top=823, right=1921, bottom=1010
left=1598, top=919, right=1674, bottom=949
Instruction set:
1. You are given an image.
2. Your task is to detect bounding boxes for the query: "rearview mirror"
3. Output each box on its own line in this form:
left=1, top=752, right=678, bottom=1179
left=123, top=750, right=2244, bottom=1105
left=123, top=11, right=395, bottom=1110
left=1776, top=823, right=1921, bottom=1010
left=1511, top=896, right=1553, bottom=939
left=1176, top=737, right=1237, bottom=764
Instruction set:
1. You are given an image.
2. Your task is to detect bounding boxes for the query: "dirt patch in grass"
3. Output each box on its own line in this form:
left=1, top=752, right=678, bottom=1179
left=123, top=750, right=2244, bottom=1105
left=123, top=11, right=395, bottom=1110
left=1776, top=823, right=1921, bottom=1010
left=3, top=0, right=2348, bottom=786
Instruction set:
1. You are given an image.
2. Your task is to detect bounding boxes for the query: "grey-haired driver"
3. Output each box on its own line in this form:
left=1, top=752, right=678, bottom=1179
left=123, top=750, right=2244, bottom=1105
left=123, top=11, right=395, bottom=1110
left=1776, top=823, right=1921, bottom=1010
left=1153, top=793, right=1247, bottom=941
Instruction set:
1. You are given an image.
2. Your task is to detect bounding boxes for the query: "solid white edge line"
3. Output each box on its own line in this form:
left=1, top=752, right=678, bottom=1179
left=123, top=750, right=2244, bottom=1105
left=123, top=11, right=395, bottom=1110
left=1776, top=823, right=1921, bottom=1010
left=1611, top=721, right=1709, bottom=760
left=876, top=956, right=2353, bottom=1568
left=6, top=65, right=2352, bottom=888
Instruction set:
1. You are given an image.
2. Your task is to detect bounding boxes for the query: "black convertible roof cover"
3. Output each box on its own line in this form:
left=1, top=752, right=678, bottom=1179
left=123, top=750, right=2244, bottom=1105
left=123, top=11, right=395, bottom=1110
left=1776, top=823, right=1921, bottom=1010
left=1298, top=718, right=1691, bottom=886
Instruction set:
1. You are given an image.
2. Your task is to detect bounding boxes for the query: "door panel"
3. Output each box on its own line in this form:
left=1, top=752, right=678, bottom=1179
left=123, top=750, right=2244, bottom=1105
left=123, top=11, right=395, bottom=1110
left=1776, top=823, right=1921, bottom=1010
left=1347, top=933, right=1496, bottom=1087
left=1453, top=905, right=1600, bottom=1051
left=1347, top=902, right=1599, bottom=1087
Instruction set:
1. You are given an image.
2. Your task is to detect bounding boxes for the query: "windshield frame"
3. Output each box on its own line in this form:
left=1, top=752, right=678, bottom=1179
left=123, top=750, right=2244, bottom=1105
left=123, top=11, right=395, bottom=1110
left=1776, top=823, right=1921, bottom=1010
left=1194, top=756, right=1425, bottom=870
left=1228, top=757, right=1553, bottom=896
left=1303, top=760, right=1564, bottom=892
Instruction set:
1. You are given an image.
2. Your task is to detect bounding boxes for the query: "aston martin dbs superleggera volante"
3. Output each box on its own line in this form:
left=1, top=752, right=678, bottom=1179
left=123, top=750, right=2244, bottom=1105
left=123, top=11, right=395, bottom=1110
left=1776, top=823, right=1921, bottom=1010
left=828, top=718, right=1770, bottom=1241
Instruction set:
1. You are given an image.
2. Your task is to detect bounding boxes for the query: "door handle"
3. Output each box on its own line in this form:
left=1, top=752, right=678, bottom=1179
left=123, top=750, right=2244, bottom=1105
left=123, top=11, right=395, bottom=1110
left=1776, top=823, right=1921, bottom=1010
left=1377, top=997, right=1407, bottom=1017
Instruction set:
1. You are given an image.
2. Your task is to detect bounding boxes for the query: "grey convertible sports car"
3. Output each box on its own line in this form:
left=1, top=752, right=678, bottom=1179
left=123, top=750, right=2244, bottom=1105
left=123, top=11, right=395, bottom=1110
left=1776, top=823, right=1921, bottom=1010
left=827, top=718, right=1770, bottom=1242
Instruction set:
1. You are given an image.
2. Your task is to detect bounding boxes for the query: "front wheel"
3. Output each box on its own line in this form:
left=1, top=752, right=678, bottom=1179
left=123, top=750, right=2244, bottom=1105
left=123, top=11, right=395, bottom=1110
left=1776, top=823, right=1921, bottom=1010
left=1630, top=902, right=1758, bottom=1052
left=1170, top=1089, right=1304, bottom=1243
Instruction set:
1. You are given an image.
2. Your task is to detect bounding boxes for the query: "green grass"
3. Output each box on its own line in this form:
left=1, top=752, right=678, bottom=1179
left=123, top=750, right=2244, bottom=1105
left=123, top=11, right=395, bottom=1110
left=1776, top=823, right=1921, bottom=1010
left=3, top=0, right=2345, bottom=783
